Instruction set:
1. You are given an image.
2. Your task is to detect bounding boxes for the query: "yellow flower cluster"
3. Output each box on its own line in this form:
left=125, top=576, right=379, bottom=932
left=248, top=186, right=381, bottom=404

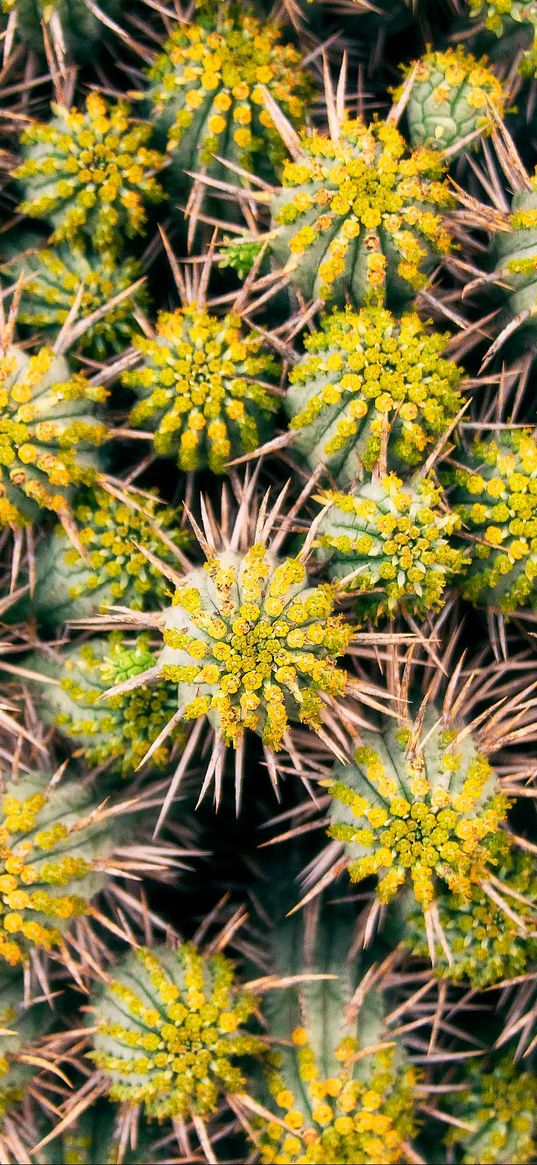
left=326, top=718, right=509, bottom=908
left=396, top=47, right=505, bottom=152
left=159, top=543, right=352, bottom=751
left=14, top=93, right=164, bottom=253
left=470, top=0, right=537, bottom=76
left=0, top=345, right=107, bottom=529
left=271, top=117, right=453, bottom=305
left=148, top=5, right=309, bottom=182
left=448, top=430, right=537, bottom=612
left=445, top=1057, right=537, bottom=1165
left=257, top=1028, right=417, bottom=1165
left=286, top=307, right=463, bottom=483
left=0, top=778, right=107, bottom=965
left=124, top=306, right=277, bottom=474
left=91, top=943, right=264, bottom=1120
left=313, top=474, right=465, bottom=618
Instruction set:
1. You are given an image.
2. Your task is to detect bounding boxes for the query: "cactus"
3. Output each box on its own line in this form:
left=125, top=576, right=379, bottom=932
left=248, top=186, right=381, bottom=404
left=267, top=118, right=453, bottom=307
left=123, top=305, right=278, bottom=473
left=2, top=0, right=119, bottom=59
left=90, top=942, right=264, bottom=1120
left=444, top=1056, right=537, bottom=1164
left=0, top=970, right=50, bottom=1122
left=396, top=47, right=505, bottom=155
left=312, top=474, right=466, bottom=618
left=469, top=0, right=537, bottom=76
left=158, top=543, right=352, bottom=751
left=326, top=711, right=509, bottom=909
left=0, top=345, right=107, bottom=529
left=492, top=177, right=537, bottom=338
left=446, top=429, right=537, bottom=613
left=34, top=1102, right=167, bottom=1164
left=14, top=94, right=164, bottom=255
left=285, top=307, right=463, bottom=484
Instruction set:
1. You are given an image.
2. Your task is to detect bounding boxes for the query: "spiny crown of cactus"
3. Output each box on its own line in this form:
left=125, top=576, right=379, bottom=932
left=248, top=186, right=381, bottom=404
left=0, top=345, right=107, bottom=528
left=406, top=831, right=537, bottom=987
left=493, top=176, right=537, bottom=332
left=39, top=635, right=181, bottom=777
left=312, top=474, right=465, bottom=618
left=444, top=1055, right=537, bottom=1164
left=269, top=117, right=453, bottom=307
left=14, top=94, right=164, bottom=254
left=326, top=713, right=509, bottom=908
left=470, top=0, right=537, bottom=76
left=33, top=487, right=186, bottom=622
left=123, top=305, right=278, bottom=473
left=286, top=307, right=463, bottom=484
left=0, top=972, right=46, bottom=1121
left=446, top=429, right=537, bottom=612
left=12, top=246, right=147, bottom=359
left=0, top=773, right=114, bottom=965
left=159, top=543, right=353, bottom=751
left=397, top=47, right=505, bottom=154
left=147, top=1, right=309, bottom=185
left=90, top=942, right=264, bottom=1120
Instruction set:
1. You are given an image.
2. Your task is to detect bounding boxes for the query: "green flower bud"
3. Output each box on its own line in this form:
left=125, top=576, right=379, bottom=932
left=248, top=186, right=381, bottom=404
left=397, top=47, right=505, bottom=154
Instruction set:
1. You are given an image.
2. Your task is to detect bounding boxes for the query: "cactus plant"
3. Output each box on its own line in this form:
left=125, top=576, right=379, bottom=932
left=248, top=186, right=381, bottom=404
left=469, top=0, right=537, bottom=76
left=492, top=176, right=537, bottom=340
left=2, top=0, right=119, bottom=60
left=396, top=47, right=506, bottom=155
left=444, top=1056, right=537, bottom=1164
left=0, top=970, right=51, bottom=1122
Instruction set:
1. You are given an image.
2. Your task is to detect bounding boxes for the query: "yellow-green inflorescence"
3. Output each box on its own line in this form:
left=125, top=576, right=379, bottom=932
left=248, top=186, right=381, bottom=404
left=269, top=118, right=453, bottom=307
left=444, top=1056, right=537, bottom=1165
left=147, top=1, right=310, bottom=191
left=158, top=543, right=353, bottom=751
left=0, top=345, right=107, bottom=528
left=90, top=942, right=264, bottom=1120
left=470, top=0, right=537, bottom=77
left=32, top=487, right=188, bottom=625
left=406, top=831, right=537, bottom=987
left=326, top=713, right=509, bottom=909
left=446, top=429, right=537, bottom=612
left=0, top=774, right=113, bottom=966
left=396, top=47, right=505, bottom=154
left=285, top=307, right=464, bottom=486
left=312, top=474, right=466, bottom=619
left=493, top=175, right=537, bottom=332
left=123, top=305, right=278, bottom=474
left=37, top=635, right=182, bottom=777
left=14, top=93, right=164, bottom=255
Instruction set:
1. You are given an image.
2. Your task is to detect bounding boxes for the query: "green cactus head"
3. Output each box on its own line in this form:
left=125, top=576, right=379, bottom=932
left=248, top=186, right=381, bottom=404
left=1, top=0, right=119, bottom=60
left=0, top=773, right=115, bottom=965
left=405, top=831, right=537, bottom=987
left=269, top=117, right=453, bottom=307
left=312, top=474, right=466, bottom=619
left=444, top=1055, right=537, bottom=1164
left=36, top=634, right=182, bottom=777
left=90, top=942, right=264, bottom=1120
left=470, top=0, right=537, bottom=76
left=286, top=307, right=463, bottom=485
left=0, top=345, right=107, bottom=529
left=159, top=543, right=352, bottom=751
left=446, top=429, right=537, bottom=613
left=396, top=47, right=505, bottom=155
left=14, top=94, right=165, bottom=255
left=0, top=970, right=49, bottom=1123
left=123, top=305, right=278, bottom=473
left=326, top=711, right=509, bottom=910
left=147, top=2, right=310, bottom=190
left=493, top=177, right=537, bottom=335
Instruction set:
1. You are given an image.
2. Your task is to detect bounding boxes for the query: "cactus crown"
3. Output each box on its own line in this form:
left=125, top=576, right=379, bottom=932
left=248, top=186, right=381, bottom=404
left=148, top=2, right=309, bottom=179
left=123, top=305, right=278, bottom=474
left=326, top=714, right=509, bottom=908
left=286, top=307, right=463, bottom=484
left=15, top=94, right=164, bottom=254
left=445, top=1056, right=537, bottom=1164
left=397, top=46, right=505, bottom=153
left=0, top=345, right=106, bottom=528
left=313, top=475, right=465, bottom=618
left=159, top=543, right=352, bottom=751
left=470, top=0, right=537, bottom=76
left=271, top=118, right=453, bottom=306
left=447, top=429, right=537, bottom=612
left=90, top=942, right=264, bottom=1120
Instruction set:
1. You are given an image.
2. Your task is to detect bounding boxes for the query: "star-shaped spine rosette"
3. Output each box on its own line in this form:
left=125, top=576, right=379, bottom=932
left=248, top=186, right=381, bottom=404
left=396, top=47, right=505, bottom=155
left=469, top=0, right=537, bottom=77
left=493, top=177, right=537, bottom=334
left=312, top=474, right=466, bottom=618
left=446, top=429, right=537, bottom=612
left=285, top=307, right=463, bottom=485
left=14, top=94, right=164, bottom=255
left=0, top=345, right=107, bottom=529
left=325, top=712, right=509, bottom=910
left=444, top=1056, right=537, bottom=1165
left=267, top=117, right=453, bottom=308
left=123, top=305, right=278, bottom=473
left=34, top=635, right=182, bottom=778
left=147, top=2, right=311, bottom=193
left=158, top=543, right=352, bottom=752
left=90, top=942, right=264, bottom=1120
